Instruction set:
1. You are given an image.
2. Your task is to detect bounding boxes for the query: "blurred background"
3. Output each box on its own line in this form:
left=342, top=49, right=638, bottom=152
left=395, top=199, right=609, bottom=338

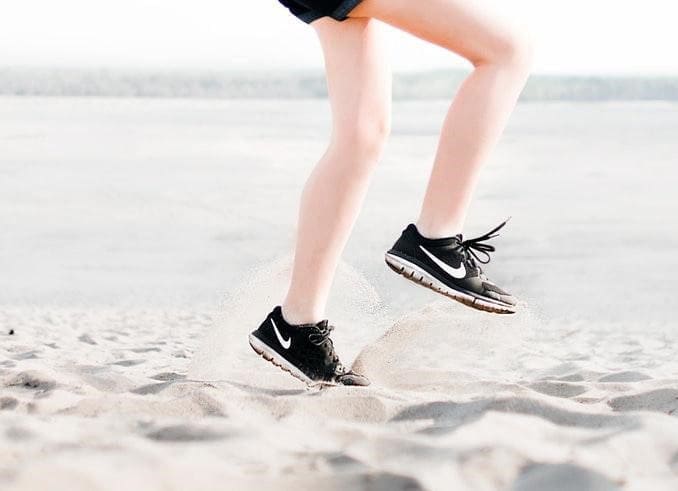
left=2, top=0, right=678, bottom=74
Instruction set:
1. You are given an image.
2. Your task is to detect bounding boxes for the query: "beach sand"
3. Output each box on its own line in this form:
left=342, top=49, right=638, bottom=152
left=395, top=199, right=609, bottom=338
left=1, top=97, right=677, bottom=490
left=2, top=262, right=678, bottom=490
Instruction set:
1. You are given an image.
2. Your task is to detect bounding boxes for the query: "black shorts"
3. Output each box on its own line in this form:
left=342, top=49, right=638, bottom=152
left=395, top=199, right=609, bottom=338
left=278, top=0, right=364, bottom=24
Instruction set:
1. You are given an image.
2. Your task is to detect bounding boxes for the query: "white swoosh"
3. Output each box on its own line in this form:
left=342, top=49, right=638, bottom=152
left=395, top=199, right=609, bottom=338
left=419, top=245, right=466, bottom=279
left=271, top=318, right=291, bottom=350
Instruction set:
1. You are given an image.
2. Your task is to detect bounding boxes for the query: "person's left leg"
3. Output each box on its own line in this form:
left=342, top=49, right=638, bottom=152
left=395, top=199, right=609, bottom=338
left=349, top=0, right=532, bottom=313
left=350, top=0, right=533, bottom=238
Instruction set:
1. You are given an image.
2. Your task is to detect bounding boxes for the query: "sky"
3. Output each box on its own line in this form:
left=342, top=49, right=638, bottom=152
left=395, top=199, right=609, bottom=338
left=1, top=0, right=677, bottom=76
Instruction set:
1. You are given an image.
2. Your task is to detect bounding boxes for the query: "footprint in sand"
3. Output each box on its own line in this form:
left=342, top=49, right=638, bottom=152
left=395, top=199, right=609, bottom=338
left=144, top=424, right=230, bottom=443
left=598, top=371, right=652, bottom=383
left=510, top=463, right=620, bottom=491
left=0, top=396, right=19, bottom=410
left=528, top=381, right=588, bottom=398
left=110, top=359, right=145, bottom=367
left=608, top=388, right=678, bottom=415
left=77, top=333, right=97, bottom=345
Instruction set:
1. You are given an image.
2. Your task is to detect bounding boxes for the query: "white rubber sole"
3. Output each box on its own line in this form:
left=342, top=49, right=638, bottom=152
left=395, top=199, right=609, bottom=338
left=248, top=334, right=337, bottom=388
left=384, top=252, right=516, bottom=315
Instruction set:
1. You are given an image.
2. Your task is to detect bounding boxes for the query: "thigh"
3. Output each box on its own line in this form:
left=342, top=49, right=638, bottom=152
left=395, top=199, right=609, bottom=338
left=312, top=17, right=392, bottom=131
left=348, top=0, right=528, bottom=65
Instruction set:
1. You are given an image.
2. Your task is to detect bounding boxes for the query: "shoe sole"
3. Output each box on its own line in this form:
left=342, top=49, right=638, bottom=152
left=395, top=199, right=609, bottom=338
left=384, top=252, right=516, bottom=314
left=248, top=334, right=338, bottom=388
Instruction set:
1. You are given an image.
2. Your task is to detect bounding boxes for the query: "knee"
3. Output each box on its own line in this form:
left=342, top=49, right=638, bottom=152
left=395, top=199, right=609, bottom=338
left=473, top=28, right=534, bottom=74
left=333, top=112, right=391, bottom=164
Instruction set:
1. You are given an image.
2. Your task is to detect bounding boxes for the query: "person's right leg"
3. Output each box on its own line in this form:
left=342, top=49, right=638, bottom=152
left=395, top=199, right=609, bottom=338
left=281, top=16, right=392, bottom=325
left=249, top=15, right=388, bottom=386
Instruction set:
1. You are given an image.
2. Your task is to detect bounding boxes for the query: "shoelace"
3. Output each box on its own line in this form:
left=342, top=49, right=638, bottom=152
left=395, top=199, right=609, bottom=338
left=459, top=218, right=510, bottom=266
left=308, top=323, right=342, bottom=369
left=308, top=323, right=334, bottom=345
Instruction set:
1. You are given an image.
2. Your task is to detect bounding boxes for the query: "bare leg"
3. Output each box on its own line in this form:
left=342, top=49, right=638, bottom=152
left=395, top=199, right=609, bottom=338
left=281, top=17, right=391, bottom=325
left=351, top=0, right=533, bottom=237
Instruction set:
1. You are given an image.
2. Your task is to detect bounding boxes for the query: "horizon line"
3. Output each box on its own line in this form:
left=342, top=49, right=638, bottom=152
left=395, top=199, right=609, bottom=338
left=1, top=65, right=678, bottom=80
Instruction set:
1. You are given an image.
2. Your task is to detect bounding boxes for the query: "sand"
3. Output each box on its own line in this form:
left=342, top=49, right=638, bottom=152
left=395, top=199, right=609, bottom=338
left=2, top=97, right=678, bottom=490
left=2, top=254, right=678, bottom=490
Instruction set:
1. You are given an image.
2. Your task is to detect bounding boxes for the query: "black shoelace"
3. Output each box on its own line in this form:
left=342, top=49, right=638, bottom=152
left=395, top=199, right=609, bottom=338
left=458, top=218, right=510, bottom=267
left=308, top=323, right=343, bottom=371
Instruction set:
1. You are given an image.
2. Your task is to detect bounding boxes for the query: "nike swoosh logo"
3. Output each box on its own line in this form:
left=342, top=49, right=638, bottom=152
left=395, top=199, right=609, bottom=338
left=419, top=245, right=466, bottom=279
left=271, top=318, right=291, bottom=350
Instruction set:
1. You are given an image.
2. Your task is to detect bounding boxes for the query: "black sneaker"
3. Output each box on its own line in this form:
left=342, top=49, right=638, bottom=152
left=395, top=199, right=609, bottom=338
left=384, top=219, right=517, bottom=314
left=248, top=305, right=370, bottom=387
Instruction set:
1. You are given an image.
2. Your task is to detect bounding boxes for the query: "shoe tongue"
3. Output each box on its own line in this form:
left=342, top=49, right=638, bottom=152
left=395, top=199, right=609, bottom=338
left=412, top=224, right=463, bottom=246
left=295, top=318, right=328, bottom=330
left=429, top=235, right=462, bottom=248
left=450, top=234, right=463, bottom=245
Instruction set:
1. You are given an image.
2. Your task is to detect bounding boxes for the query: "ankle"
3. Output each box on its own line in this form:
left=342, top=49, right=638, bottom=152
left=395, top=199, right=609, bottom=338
left=280, top=303, right=323, bottom=326
left=414, top=220, right=462, bottom=240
